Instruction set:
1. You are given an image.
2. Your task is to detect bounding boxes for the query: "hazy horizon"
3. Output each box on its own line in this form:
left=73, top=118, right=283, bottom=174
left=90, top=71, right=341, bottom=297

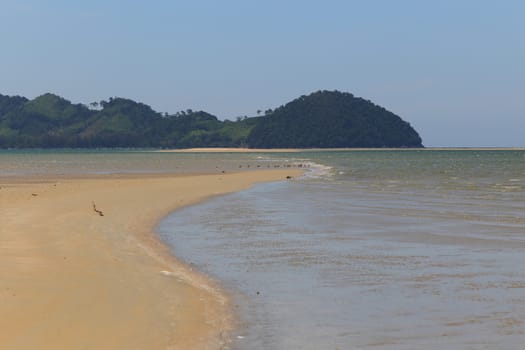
left=1, top=1, right=523, bottom=147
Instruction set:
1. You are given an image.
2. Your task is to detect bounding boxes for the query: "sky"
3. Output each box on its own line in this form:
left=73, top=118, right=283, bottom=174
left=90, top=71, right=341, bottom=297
left=1, top=0, right=523, bottom=147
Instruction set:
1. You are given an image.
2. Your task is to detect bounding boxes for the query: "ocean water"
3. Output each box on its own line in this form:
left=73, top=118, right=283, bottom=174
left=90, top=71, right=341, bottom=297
left=158, top=150, right=525, bottom=350
left=0, top=149, right=295, bottom=177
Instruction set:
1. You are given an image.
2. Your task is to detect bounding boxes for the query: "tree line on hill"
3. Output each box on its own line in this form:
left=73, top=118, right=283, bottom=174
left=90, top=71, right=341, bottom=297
left=0, top=90, right=423, bottom=148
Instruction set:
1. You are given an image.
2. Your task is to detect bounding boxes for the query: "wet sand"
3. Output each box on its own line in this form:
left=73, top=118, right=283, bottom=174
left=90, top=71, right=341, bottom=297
left=0, top=169, right=301, bottom=349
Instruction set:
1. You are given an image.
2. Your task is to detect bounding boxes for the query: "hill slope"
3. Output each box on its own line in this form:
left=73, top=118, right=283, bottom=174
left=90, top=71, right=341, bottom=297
left=0, top=91, right=422, bottom=148
left=247, top=91, right=422, bottom=148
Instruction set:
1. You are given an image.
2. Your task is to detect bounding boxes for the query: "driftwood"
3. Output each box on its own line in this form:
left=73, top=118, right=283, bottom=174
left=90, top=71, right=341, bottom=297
left=92, top=201, right=104, bottom=216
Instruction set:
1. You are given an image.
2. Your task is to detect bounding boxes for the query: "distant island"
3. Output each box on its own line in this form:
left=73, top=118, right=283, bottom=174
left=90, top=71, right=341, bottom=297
left=0, top=90, right=423, bottom=148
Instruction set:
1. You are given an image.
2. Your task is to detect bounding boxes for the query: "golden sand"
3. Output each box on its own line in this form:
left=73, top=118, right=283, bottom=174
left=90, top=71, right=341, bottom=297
left=0, top=169, right=302, bottom=349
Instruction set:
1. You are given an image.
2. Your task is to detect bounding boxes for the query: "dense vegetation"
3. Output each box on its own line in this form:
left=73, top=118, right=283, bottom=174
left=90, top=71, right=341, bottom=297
left=0, top=90, right=422, bottom=148
left=247, top=91, right=422, bottom=148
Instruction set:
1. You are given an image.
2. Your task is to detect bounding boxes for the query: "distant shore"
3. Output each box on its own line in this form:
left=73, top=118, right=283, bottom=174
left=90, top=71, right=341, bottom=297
left=157, top=147, right=302, bottom=153
left=0, top=169, right=302, bottom=349
left=158, top=147, right=525, bottom=153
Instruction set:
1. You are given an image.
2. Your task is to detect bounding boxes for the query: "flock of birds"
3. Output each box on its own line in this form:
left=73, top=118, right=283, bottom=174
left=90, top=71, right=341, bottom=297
left=216, top=162, right=310, bottom=177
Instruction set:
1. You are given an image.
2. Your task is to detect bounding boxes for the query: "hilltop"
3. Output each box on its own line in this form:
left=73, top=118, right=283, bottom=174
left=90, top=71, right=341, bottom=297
left=0, top=91, right=422, bottom=148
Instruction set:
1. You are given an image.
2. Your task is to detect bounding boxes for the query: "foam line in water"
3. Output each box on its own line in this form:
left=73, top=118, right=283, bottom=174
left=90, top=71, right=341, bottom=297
left=298, top=161, right=334, bottom=179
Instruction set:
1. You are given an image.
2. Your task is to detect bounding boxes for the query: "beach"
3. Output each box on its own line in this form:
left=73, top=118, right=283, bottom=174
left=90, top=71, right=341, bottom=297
left=2, top=149, right=525, bottom=349
left=0, top=169, right=301, bottom=349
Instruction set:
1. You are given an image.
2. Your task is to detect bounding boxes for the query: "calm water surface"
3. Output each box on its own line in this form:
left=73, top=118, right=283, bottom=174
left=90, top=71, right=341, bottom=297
left=0, top=149, right=294, bottom=176
left=158, top=150, right=525, bottom=350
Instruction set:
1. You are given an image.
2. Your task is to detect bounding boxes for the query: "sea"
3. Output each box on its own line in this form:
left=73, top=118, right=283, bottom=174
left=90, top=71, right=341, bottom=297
left=2, top=149, right=525, bottom=349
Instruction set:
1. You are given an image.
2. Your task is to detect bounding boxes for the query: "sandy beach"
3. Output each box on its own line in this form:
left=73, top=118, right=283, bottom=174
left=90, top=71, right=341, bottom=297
left=0, top=169, right=301, bottom=349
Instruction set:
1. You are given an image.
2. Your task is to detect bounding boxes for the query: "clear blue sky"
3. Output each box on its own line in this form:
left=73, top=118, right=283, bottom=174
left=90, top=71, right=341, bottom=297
left=1, top=0, right=523, bottom=146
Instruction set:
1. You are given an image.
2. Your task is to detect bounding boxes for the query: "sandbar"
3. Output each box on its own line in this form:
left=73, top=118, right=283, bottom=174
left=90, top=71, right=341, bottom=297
left=0, top=169, right=302, bottom=349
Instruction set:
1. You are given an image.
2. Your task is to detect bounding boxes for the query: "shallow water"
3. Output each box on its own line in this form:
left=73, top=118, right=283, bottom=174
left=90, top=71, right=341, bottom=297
left=159, top=150, right=525, bottom=349
left=0, top=149, right=298, bottom=177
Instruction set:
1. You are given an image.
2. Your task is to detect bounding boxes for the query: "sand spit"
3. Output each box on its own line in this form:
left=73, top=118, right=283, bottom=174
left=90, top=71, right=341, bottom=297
left=0, top=169, right=301, bottom=350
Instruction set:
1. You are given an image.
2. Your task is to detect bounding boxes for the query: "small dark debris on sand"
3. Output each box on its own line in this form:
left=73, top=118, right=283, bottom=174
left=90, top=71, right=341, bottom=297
left=92, top=201, right=104, bottom=216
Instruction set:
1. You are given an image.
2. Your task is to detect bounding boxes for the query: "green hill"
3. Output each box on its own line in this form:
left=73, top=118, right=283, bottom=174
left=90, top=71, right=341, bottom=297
left=247, top=91, right=422, bottom=148
left=0, top=90, right=422, bottom=148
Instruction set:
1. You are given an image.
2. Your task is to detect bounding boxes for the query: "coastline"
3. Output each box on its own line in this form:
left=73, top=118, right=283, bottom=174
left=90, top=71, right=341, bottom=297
left=157, top=147, right=525, bottom=153
left=156, top=148, right=302, bottom=153
left=0, top=169, right=302, bottom=349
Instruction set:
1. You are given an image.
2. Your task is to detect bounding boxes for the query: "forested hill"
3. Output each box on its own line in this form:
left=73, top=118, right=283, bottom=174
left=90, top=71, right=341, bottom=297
left=0, top=91, right=423, bottom=148
left=247, top=91, right=422, bottom=148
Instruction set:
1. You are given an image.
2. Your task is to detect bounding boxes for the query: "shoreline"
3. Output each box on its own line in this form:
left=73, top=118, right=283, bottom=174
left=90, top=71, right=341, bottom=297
left=0, top=169, right=302, bottom=349
left=157, top=147, right=525, bottom=153
left=156, top=148, right=302, bottom=153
